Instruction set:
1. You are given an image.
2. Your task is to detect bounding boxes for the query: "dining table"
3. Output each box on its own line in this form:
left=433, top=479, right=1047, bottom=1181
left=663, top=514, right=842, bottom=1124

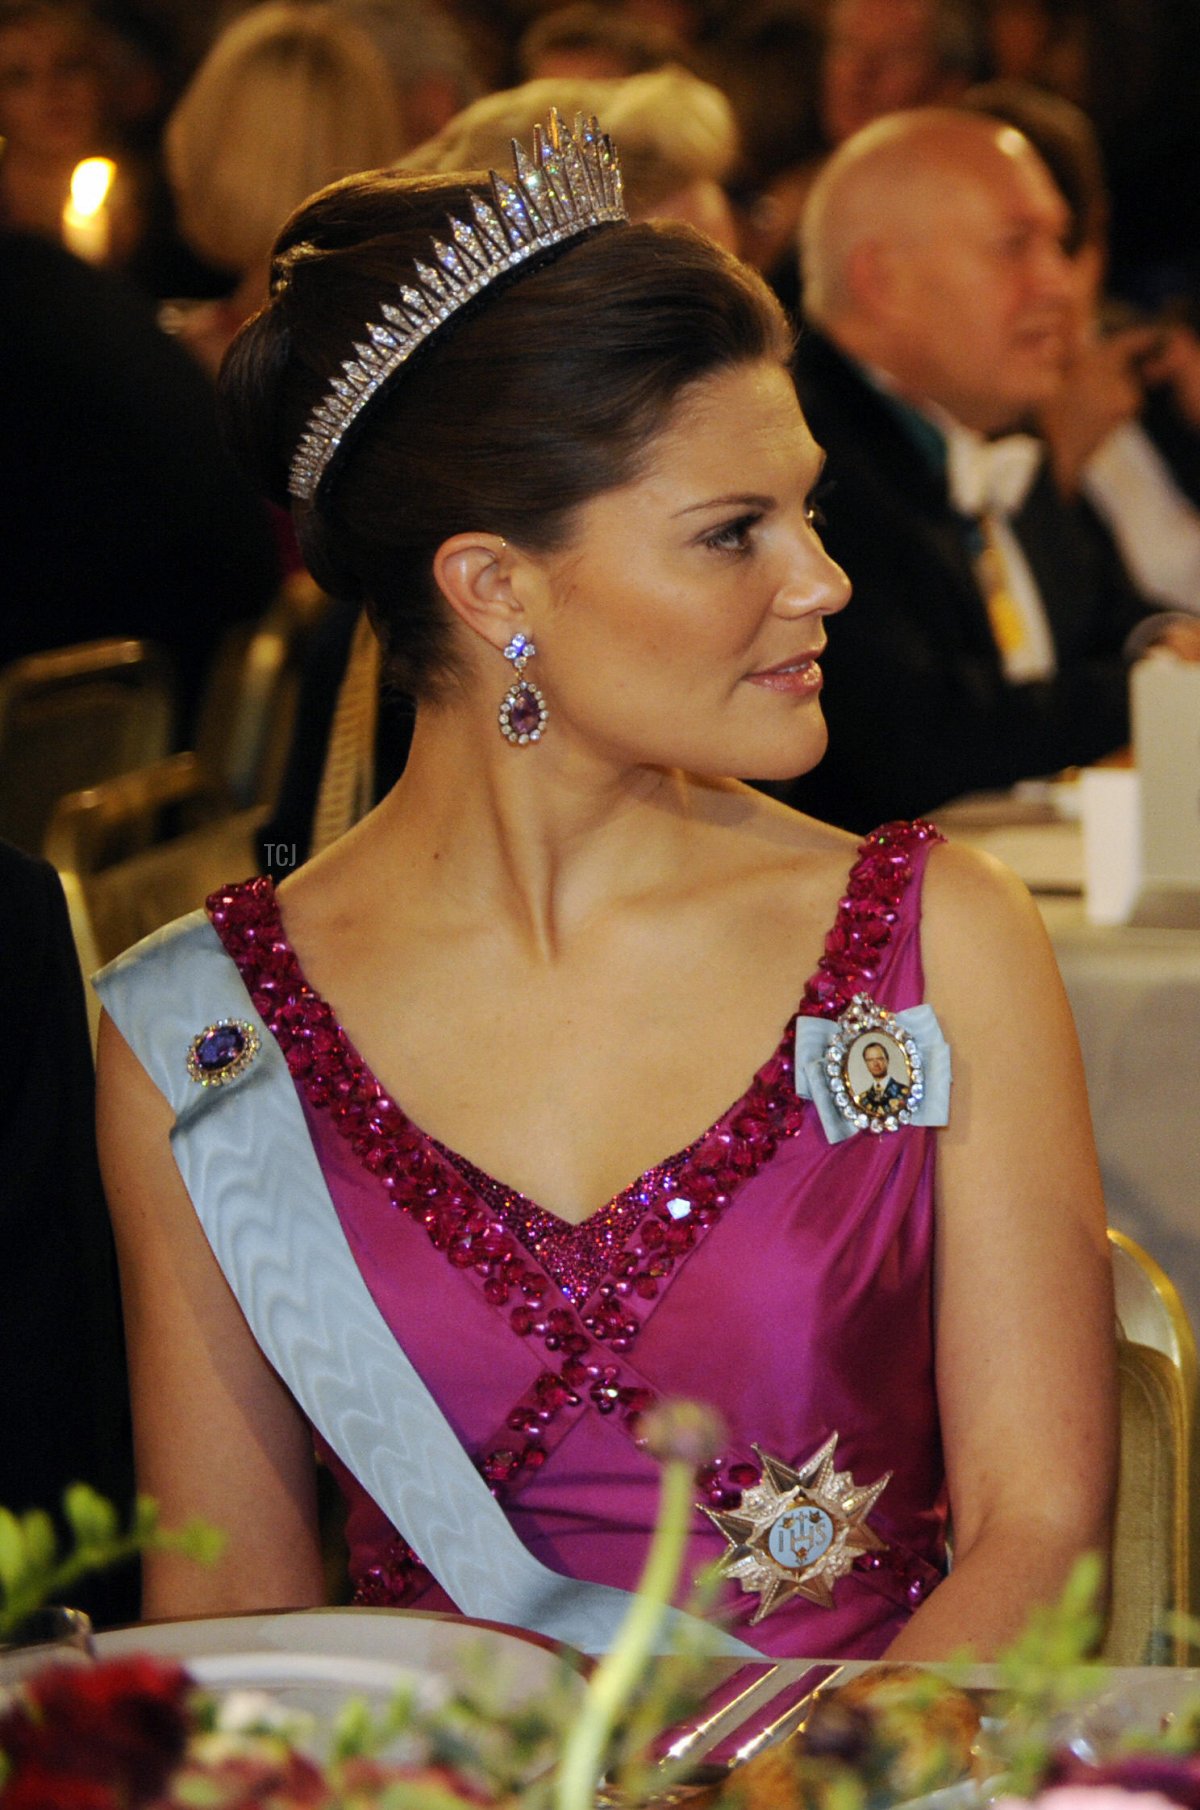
left=936, top=792, right=1200, bottom=1339
left=91, top=1605, right=1200, bottom=1788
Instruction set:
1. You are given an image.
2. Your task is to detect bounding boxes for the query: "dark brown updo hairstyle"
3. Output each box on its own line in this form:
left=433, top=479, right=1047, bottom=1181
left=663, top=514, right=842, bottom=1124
left=220, top=166, right=792, bottom=699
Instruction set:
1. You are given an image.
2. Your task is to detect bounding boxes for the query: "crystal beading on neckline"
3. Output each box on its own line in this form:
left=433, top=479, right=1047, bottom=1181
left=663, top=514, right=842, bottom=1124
left=206, top=819, right=942, bottom=1604
left=206, top=819, right=941, bottom=1359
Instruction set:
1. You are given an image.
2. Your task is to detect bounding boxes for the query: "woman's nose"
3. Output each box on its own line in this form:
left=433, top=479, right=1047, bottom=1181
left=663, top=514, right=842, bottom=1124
left=776, top=536, right=852, bottom=619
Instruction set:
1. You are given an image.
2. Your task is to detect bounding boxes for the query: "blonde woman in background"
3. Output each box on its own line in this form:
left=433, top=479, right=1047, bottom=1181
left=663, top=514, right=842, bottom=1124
left=163, top=2, right=407, bottom=375
left=332, top=0, right=482, bottom=149
left=403, top=66, right=741, bottom=252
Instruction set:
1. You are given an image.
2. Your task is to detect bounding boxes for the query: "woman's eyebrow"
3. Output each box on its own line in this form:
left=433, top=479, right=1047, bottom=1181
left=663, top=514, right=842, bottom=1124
left=671, top=491, right=775, bottom=518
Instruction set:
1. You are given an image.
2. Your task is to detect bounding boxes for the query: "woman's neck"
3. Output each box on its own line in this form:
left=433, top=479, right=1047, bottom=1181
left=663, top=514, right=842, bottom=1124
left=346, top=700, right=738, bottom=961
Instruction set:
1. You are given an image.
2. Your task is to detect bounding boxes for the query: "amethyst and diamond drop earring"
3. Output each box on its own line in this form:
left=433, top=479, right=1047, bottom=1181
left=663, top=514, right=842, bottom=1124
left=498, top=632, right=548, bottom=745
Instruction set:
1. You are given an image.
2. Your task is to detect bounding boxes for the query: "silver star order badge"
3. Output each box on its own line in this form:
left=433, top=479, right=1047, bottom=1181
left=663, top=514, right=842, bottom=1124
left=702, top=1435, right=892, bottom=1624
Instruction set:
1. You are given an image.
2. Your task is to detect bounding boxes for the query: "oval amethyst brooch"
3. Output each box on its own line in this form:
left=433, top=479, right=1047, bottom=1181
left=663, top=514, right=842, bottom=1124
left=186, top=1019, right=261, bottom=1087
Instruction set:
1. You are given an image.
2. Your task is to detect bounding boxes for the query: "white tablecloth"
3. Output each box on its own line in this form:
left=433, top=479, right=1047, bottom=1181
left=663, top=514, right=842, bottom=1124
left=942, top=809, right=1200, bottom=1335
left=1042, top=896, right=1200, bottom=1333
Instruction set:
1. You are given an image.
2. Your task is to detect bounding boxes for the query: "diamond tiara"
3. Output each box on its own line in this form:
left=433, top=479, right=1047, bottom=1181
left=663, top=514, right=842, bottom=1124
left=287, top=108, right=627, bottom=504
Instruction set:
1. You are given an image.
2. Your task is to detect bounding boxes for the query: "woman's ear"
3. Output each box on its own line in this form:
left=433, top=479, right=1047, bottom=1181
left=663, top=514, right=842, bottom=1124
left=433, top=532, right=542, bottom=655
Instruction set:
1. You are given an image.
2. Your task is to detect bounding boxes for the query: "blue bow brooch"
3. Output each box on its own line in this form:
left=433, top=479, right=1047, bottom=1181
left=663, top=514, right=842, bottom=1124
left=794, top=992, right=952, bottom=1145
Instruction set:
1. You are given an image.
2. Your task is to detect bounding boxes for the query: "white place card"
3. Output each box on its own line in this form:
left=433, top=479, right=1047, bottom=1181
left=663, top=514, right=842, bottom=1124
left=1129, top=658, right=1200, bottom=926
left=1080, top=767, right=1141, bottom=925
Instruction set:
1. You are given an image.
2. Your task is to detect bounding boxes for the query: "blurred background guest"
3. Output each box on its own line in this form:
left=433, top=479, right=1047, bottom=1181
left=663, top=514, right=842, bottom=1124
left=819, top=0, right=979, bottom=148
left=777, top=109, right=1198, bottom=832
left=404, top=64, right=740, bottom=247
left=694, top=2, right=822, bottom=277
left=0, top=839, right=136, bottom=1626
left=961, top=80, right=1200, bottom=618
left=333, top=0, right=480, bottom=146
left=162, top=0, right=408, bottom=377
left=0, top=225, right=280, bottom=735
left=0, top=0, right=120, bottom=241
left=516, top=0, right=685, bottom=79
left=752, top=0, right=983, bottom=300
left=0, top=0, right=216, bottom=292
left=979, top=0, right=1200, bottom=309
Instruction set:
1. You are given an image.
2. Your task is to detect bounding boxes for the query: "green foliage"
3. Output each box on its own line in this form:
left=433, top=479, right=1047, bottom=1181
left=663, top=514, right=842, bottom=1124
left=0, top=1485, right=226, bottom=1641
left=371, top=1783, right=494, bottom=1810
left=0, top=1472, right=1144, bottom=1810
left=63, top=1483, right=118, bottom=1547
left=317, top=1648, right=583, bottom=1805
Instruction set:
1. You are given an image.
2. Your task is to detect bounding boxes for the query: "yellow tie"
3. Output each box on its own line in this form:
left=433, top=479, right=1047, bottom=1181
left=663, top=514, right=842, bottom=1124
left=976, top=511, right=1031, bottom=662
left=311, top=609, right=381, bottom=854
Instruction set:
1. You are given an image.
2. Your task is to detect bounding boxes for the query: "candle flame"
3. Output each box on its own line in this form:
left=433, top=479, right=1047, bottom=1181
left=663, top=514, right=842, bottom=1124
left=68, top=157, right=115, bottom=219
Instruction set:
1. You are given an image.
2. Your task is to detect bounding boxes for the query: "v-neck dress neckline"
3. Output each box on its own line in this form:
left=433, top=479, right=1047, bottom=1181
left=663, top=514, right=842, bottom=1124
left=208, top=821, right=938, bottom=1309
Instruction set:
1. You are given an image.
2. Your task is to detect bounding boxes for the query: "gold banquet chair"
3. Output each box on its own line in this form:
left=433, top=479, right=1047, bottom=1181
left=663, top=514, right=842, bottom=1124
left=0, top=638, right=174, bottom=854
left=195, top=574, right=330, bottom=812
left=1100, top=1229, right=1196, bottom=1665
left=44, top=752, right=266, bottom=1042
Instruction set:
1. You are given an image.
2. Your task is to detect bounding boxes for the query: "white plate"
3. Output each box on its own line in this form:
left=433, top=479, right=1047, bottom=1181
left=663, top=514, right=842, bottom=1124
left=95, top=1609, right=587, bottom=1776
left=97, top=1608, right=585, bottom=1709
left=186, top=1650, right=429, bottom=1739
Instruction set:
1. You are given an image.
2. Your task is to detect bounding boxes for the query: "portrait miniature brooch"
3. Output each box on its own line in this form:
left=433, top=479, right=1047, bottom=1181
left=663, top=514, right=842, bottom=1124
left=793, top=992, right=951, bottom=1143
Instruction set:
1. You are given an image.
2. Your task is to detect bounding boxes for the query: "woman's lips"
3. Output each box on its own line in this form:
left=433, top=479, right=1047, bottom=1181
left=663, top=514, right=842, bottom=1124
left=746, top=654, right=824, bottom=694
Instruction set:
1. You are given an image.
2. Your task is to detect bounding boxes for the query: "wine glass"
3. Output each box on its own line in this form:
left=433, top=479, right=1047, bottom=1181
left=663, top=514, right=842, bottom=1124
left=0, top=1606, right=96, bottom=1688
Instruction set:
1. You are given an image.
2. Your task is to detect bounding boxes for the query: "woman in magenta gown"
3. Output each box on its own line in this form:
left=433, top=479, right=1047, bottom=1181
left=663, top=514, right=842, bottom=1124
left=97, top=117, right=1115, bottom=1661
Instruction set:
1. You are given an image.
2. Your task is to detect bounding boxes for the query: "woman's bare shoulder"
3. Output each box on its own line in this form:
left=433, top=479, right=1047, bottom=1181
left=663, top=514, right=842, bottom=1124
left=920, top=838, right=1050, bottom=970
left=918, top=839, right=1076, bottom=1063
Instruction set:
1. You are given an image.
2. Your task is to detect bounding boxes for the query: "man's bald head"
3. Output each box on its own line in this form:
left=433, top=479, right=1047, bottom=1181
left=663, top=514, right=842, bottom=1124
left=804, top=110, right=1036, bottom=322
left=802, top=108, right=1073, bottom=433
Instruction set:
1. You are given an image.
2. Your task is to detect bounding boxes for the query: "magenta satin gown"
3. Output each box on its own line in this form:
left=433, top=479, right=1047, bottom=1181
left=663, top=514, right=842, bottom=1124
left=208, top=819, right=949, bottom=1660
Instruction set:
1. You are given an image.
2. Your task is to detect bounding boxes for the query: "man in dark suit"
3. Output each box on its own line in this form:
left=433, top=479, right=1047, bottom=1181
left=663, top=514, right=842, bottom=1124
left=0, top=229, right=281, bottom=740
left=781, top=109, right=1199, bottom=831
left=0, top=843, right=137, bottom=1625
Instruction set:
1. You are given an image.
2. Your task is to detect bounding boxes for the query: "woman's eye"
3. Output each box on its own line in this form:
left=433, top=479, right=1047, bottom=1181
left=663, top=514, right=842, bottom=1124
left=702, top=514, right=760, bottom=554
left=805, top=476, right=835, bottom=530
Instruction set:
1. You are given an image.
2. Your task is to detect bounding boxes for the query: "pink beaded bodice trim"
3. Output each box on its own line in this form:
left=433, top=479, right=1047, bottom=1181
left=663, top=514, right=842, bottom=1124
left=206, top=819, right=942, bottom=1605
left=207, top=819, right=939, bottom=1293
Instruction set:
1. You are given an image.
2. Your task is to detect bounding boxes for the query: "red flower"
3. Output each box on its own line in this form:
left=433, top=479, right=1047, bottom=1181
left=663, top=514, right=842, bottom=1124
left=0, top=1656, right=192, bottom=1808
left=1045, top=1754, right=1200, bottom=1810
left=0, top=1763, right=121, bottom=1810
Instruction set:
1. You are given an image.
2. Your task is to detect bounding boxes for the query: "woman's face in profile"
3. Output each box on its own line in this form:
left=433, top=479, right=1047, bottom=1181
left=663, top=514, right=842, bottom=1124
left=519, top=357, right=851, bottom=782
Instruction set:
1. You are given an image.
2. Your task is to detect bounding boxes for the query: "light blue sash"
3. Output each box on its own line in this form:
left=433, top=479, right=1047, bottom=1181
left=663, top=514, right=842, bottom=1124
left=96, top=916, right=757, bottom=1659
